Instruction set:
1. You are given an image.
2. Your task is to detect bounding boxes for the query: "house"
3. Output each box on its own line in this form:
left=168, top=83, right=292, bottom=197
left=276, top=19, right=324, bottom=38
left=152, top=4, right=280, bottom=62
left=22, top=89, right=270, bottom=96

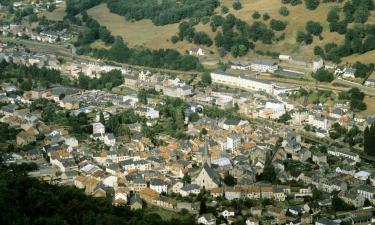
left=193, top=163, right=221, bottom=190
left=327, top=148, right=360, bottom=163
left=129, top=194, right=143, bottom=210
left=104, top=133, right=116, bottom=146
left=357, top=185, right=375, bottom=200
left=342, top=68, right=356, bottom=79
left=197, top=213, right=216, bottom=225
left=150, top=179, right=168, bottom=194
left=220, top=208, right=235, bottom=219
left=92, top=122, right=105, bottom=135
left=339, top=191, right=365, bottom=208
left=180, top=183, right=200, bottom=197
left=250, top=60, right=278, bottom=73
left=189, top=47, right=205, bottom=56
left=365, top=78, right=375, bottom=87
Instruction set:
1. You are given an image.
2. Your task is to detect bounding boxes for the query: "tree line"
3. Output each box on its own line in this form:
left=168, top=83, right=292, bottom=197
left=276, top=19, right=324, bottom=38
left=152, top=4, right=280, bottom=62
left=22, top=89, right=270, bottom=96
left=78, top=37, right=202, bottom=71
left=106, top=0, right=219, bottom=26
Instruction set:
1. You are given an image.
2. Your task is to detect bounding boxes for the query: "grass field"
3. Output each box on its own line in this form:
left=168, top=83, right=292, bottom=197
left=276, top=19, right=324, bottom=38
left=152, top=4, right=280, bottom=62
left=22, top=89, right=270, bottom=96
left=42, top=2, right=66, bottom=21
left=362, top=96, right=375, bottom=116
left=219, top=0, right=346, bottom=58
left=342, top=50, right=375, bottom=64
left=87, top=4, right=199, bottom=53
left=87, top=1, right=350, bottom=60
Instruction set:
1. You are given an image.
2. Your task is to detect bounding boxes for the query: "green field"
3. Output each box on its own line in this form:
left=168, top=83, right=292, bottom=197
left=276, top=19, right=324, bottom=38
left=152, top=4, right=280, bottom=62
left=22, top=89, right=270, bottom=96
left=87, top=0, right=358, bottom=61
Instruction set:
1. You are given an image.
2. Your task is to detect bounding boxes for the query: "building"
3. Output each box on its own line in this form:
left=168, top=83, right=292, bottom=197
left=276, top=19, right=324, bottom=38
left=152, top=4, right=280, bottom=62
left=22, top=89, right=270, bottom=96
left=365, top=78, right=375, bottom=87
left=149, top=179, right=168, bottom=194
left=189, top=47, right=205, bottom=56
left=197, top=213, right=216, bottom=225
left=211, top=70, right=273, bottom=94
left=312, top=57, right=324, bottom=72
left=342, top=68, right=356, bottom=79
left=231, top=61, right=251, bottom=70
left=308, top=114, right=328, bottom=131
left=193, top=163, right=221, bottom=190
left=250, top=60, right=278, bottom=73
left=92, top=122, right=105, bottom=135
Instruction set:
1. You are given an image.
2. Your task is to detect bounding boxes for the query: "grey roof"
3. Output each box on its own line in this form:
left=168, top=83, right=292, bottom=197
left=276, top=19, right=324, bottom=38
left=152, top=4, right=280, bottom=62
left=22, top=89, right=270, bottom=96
left=212, top=70, right=272, bottom=84
left=251, top=59, right=277, bottom=66
left=202, top=163, right=221, bottom=185
left=181, top=183, right=200, bottom=192
left=150, top=178, right=167, bottom=186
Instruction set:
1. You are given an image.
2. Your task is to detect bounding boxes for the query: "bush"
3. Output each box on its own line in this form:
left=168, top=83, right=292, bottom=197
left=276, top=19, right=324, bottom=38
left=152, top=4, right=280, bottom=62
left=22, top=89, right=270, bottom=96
left=279, top=6, right=290, bottom=16
left=221, top=6, right=229, bottom=14
left=262, top=13, right=270, bottom=21
left=270, top=19, right=287, bottom=31
left=304, top=0, right=320, bottom=10
left=171, top=35, right=179, bottom=44
left=305, top=21, right=323, bottom=36
left=233, top=2, right=242, bottom=10
left=252, top=11, right=261, bottom=19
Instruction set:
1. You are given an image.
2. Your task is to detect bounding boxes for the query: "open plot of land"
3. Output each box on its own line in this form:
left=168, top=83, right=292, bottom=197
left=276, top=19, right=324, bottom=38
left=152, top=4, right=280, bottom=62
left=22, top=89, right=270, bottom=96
left=87, top=4, right=199, bottom=53
left=342, top=50, right=375, bottom=64
left=220, top=0, right=346, bottom=58
left=361, top=95, right=375, bottom=116
left=42, top=2, right=66, bottom=21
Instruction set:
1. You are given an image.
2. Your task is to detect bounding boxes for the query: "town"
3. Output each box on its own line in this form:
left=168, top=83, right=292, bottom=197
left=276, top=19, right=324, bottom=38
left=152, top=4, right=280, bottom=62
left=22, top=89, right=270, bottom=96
left=1, top=0, right=375, bottom=225
left=0, top=38, right=375, bottom=225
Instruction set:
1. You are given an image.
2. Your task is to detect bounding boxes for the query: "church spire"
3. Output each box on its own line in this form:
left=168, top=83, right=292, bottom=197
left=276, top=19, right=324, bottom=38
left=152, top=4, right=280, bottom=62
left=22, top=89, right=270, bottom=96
left=202, top=138, right=211, bottom=167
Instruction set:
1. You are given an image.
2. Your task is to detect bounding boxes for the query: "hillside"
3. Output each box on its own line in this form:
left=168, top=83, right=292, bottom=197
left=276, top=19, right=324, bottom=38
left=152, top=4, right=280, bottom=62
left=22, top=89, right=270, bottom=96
left=86, top=0, right=374, bottom=63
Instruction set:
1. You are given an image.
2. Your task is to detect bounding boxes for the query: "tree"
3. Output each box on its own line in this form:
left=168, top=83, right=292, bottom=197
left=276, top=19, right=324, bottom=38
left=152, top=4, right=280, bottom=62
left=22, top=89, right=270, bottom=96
left=221, top=6, right=229, bottom=14
left=296, top=31, right=306, bottom=43
left=305, top=21, right=323, bottom=36
left=279, top=6, right=289, bottom=16
left=171, top=35, right=179, bottom=44
left=327, top=8, right=339, bottom=23
left=224, top=172, right=236, bottom=186
left=232, top=2, right=242, bottom=10
left=270, top=19, right=287, bottom=31
left=199, top=198, right=207, bottom=214
left=252, top=11, right=261, bottom=19
left=314, top=46, right=325, bottom=57
left=312, top=68, right=334, bottom=82
left=262, top=13, right=270, bottom=21
left=258, top=164, right=277, bottom=183
left=182, top=173, right=191, bottom=184
left=304, top=0, right=320, bottom=10
left=202, top=72, right=212, bottom=86
left=278, top=113, right=292, bottom=124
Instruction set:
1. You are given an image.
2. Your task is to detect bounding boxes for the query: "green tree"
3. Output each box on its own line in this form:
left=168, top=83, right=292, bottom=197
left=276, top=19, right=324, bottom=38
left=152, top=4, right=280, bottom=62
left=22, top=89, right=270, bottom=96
left=221, top=6, right=229, bottom=14
left=278, top=113, right=292, bottom=124
left=202, top=72, right=212, bottom=86
left=312, top=68, right=334, bottom=82
left=233, top=2, right=242, bottom=10
left=304, top=0, right=320, bottom=10
left=182, top=173, right=191, bottom=184
left=252, top=11, right=261, bottom=19
left=279, top=6, right=289, bottom=16
left=305, top=21, right=323, bottom=36
left=270, top=19, right=287, bottom=31
left=224, top=172, right=237, bottom=186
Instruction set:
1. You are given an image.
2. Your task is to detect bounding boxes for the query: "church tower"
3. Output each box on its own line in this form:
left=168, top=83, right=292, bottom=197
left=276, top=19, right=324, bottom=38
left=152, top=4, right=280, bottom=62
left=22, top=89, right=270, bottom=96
left=202, top=139, right=211, bottom=167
